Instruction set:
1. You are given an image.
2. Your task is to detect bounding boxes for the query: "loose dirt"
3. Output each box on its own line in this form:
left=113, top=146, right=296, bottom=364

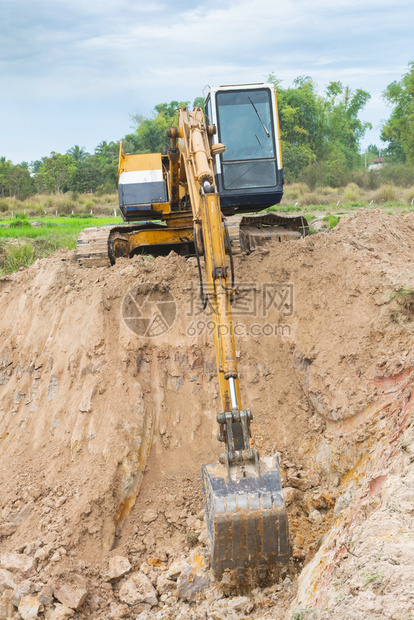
left=0, top=209, right=413, bottom=619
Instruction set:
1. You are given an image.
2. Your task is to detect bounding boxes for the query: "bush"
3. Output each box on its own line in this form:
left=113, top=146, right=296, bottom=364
left=280, top=144, right=316, bottom=183
left=301, top=191, right=332, bottom=206
left=375, top=184, right=397, bottom=203
left=323, top=214, right=340, bottom=229
left=319, top=186, right=338, bottom=197
left=403, top=187, right=414, bottom=204
left=0, top=241, right=35, bottom=274
left=300, top=163, right=324, bottom=190
left=351, top=169, right=381, bottom=190
left=0, top=198, right=15, bottom=213
left=343, top=182, right=360, bottom=201
left=379, top=163, right=414, bottom=187
left=300, top=158, right=351, bottom=190
left=283, top=183, right=308, bottom=201
left=53, top=195, right=77, bottom=215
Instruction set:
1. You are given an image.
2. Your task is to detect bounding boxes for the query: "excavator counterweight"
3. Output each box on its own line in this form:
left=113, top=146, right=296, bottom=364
left=77, top=83, right=309, bottom=578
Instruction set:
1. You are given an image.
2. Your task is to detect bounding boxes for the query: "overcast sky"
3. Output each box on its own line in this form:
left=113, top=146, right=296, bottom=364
left=1, top=0, right=413, bottom=164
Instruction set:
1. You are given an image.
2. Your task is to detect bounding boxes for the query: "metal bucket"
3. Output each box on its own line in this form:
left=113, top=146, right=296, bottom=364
left=201, top=454, right=289, bottom=578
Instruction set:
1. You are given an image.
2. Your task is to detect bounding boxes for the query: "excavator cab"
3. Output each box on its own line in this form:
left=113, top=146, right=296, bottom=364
left=205, top=84, right=284, bottom=213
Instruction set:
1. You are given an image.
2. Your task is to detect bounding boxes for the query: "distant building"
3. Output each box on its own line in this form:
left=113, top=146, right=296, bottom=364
left=368, top=156, right=385, bottom=171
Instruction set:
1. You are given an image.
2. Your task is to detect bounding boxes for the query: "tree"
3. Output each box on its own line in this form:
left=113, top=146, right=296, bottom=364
left=0, top=157, right=12, bottom=197
left=93, top=141, right=119, bottom=191
left=381, top=61, right=414, bottom=163
left=366, top=144, right=381, bottom=158
left=7, top=164, right=34, bottom=199
left=267, top=74, right=371, bottom=185
left=67, top=145, right=89, bottom=162
left=127, top=100, right=189, bottom=154
left=323, top=82, right=371, bottom=169
left=35, top=152, right=74, bottom=194
left=30, top=160, right=43, bottom=174
left=0, top=157, right=34, bottom=199
left=266, top=75, right=323, bottom=182
left=269, top=75, right=325, bottom=149
left=64, top=145, right=103, bottom=192
left=193, top=96, right=205, bottom=110
left=70, top=158, right=103, bottom=193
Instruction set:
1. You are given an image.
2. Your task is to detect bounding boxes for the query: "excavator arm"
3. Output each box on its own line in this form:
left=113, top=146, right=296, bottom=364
left=168, top=107, right=289, bottom=579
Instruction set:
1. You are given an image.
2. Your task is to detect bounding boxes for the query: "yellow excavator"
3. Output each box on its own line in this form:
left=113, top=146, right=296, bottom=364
left=77, top=83, right=308, bottom=579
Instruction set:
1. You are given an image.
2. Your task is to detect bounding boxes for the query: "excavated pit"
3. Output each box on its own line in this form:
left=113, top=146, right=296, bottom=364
left=0, top=209, right=413, bottom=619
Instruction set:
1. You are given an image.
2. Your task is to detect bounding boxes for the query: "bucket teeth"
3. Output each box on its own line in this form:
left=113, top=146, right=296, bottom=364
left=201, top=455, right=289, bottom=577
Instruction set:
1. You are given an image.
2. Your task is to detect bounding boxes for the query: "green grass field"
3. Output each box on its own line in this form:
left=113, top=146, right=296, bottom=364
left=0, top=214, right=121, bottom=240
left=0, top=214, right=122, bottom=275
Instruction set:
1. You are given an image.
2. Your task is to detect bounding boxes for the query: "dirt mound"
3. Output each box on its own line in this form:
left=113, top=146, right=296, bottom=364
left=0, top=209, right=413, bottom=618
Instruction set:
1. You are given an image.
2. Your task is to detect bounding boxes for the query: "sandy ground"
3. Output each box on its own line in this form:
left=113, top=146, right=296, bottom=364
left=0, top=209, right=413, bottom=619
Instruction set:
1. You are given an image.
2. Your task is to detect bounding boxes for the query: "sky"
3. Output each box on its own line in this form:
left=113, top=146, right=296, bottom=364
left=1, top=0, right=413, bottom=164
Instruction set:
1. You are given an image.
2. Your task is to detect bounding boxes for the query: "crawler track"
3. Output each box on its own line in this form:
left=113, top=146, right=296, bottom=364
left=76, top=214, right=308, bottom=267
left=76, top=225, right=116, bottom=268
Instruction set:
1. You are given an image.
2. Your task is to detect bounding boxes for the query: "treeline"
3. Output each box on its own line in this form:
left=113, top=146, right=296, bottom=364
left=0, top=141, right=120, bottom=201
left=271, top=61, right=414, bottom=187
left=0, top=100, right=198, bottom=200
left=1, top=63, right=413, bottom=200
